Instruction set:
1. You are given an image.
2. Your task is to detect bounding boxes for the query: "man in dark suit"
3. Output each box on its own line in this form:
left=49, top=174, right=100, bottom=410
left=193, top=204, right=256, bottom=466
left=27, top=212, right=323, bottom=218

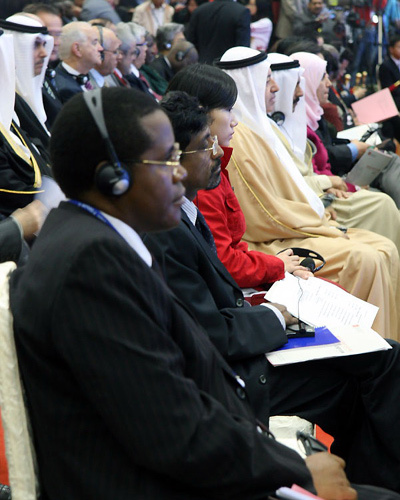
left=55, top=21, right=103, bottom=103
left=379, top=34, right=400, bottom=141
left=4, top=87, right=314, bottom=500
left=10, top=87, right=398, bottom=500
left=144, top=91, right=400, bottom=494
left=186, top=0, right=251, bottom=64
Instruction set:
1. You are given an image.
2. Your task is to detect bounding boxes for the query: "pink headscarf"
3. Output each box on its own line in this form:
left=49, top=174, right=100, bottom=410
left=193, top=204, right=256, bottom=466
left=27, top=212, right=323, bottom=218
left=291, top=52, right=327, bottom=131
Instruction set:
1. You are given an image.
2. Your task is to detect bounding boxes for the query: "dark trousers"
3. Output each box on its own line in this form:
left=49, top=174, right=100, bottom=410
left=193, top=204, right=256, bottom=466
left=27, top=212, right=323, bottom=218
left=269, top=340, right=400, bottom=492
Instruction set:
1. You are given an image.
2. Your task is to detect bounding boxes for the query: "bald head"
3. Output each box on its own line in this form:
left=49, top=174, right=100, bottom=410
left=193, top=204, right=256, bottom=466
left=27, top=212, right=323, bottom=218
left=168, top=40, right=198, bottom=73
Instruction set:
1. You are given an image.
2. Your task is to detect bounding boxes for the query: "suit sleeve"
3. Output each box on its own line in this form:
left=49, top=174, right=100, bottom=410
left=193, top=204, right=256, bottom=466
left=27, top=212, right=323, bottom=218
left=144, top=226, right=287, bottom=362
left=235, top=8, right=251, bottom=46
left=51, top=239, right=312, bottom=497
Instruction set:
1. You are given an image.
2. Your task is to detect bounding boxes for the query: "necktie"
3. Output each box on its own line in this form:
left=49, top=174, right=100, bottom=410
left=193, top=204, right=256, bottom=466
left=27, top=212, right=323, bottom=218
left=195, top=209, right=217, bottom=255
left=85, top=79, right=94, bottom=90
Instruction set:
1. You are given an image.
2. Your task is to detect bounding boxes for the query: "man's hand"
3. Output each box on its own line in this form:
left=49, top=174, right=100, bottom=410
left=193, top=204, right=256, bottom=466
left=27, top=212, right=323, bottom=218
left=350, top=140, right=370, bottom=159
left=326, top=188, right=351, bottom=199
left=329, top=176, right=348, bottom=191
left=269, top=302, right=297, bottom=326
left=11, top=200, right=47, bottom=240
left=305, top=452, right=358, bottom=500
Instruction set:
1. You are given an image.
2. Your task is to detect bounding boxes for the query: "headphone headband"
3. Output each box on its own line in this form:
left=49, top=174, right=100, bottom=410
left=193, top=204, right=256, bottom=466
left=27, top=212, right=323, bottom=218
left=278, top=247, right=326, bottom=273
left=83, top=89, right=131, bottom=196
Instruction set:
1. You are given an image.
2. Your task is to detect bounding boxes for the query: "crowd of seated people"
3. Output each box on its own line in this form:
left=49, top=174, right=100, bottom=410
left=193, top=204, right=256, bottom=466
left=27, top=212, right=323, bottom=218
left=2, top=2, right=400, bottom=500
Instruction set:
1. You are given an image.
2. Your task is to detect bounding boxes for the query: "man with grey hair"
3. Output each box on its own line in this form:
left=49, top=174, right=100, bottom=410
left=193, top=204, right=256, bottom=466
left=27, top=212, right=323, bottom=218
left=54, top=21, right=103, bottom=103
left=112, top=22, right=159, bottom=99
left=89, top=26, right=122, bottom=87
left=149, top=22, right=184, bottom=81
left=105, top=21, right=138, bottom=87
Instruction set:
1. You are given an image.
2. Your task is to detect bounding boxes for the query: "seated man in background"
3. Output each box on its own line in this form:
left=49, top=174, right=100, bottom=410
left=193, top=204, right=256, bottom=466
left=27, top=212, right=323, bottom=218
left=55, top=21, right=103, bottom=103
left=0, top=20, right=52, bottom=217
left=22, top=3, right=64, bottom=128
left=89, top=25, right=122, bottom=87
left=1, top=13, right=53, bottom=154
left=10, top=86, right=400, bottom=500
left=117, top=21, right=160, bottom=99
left=149, top=22, right=184, bottom=81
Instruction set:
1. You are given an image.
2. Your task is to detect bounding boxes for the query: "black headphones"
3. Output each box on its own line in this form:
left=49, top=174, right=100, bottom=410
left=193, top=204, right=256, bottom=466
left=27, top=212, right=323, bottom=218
left=278, top=247, right=326, bottom=273
left=83, top=89, right=131, bottom=196
left=269, top=111, right=285, bottom=126
left=96, top=25, right=105, bottom=62
left=175, top=44, right=194, bottom=62
left=46, top=67, right=56, bottom=79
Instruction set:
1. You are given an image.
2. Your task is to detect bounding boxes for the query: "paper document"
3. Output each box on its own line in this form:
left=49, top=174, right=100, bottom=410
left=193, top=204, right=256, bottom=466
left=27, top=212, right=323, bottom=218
left=351, top=88, right=398, bottom=124
left=345, top=148, right=393, bottom=186
left=264, top=273, right=378, bottom=329
left=337, top=123, right=381, bottom=145
left=266, top=324, right=391, bottom=366
left=276, top=485, right=323, bottom=499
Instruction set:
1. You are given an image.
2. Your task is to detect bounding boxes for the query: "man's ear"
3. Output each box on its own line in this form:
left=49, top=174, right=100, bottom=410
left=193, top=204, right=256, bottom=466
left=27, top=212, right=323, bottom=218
left=71, top=41, right=81, bottom=58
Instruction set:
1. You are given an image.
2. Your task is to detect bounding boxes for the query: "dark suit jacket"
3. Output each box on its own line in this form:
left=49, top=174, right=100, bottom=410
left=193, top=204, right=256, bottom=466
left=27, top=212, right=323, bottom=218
left=149, top=55, right=174, bottom=82
left=379, top=57, right=400, bottom=109
left=186, top=0, right=251, bottom=64
left=144, top=209, right=287, bottom=422
left=54, top=63, right=84, bottom=104
left=42, top=76, right=63, bottom=129
left=317, top=117, right=353, bottom=176
left=10, top=201, right=312, bottom=500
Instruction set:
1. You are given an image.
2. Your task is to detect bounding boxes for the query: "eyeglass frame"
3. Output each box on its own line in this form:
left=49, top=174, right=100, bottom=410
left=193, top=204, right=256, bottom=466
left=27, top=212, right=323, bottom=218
left=180, top=135, right=219, bottom=157
left=121, top=144, right=182, bottom=168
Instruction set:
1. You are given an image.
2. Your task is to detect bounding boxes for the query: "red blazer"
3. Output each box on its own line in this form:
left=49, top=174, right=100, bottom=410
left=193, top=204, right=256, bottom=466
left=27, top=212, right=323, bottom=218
left=194, top=147, right=284, bottom=288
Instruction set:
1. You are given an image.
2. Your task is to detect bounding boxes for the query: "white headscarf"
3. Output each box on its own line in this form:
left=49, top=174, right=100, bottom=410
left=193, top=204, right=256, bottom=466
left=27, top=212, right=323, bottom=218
left=291, top=51, right=327, bottom=132
left=5, top=14, right=54, bottom=131
left=220, top=46, right=324, bottom=218
left=269, top=52, right=307, bottom=162
left=0, top=34, right=16, bottom=131
left=0, top=31, right=36, bottom=164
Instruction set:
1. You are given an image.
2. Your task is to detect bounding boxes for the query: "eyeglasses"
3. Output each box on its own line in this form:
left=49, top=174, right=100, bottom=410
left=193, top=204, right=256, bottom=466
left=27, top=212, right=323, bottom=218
left=181, top=135, right=219, bottom=157
left=123, top=146, right=182, bottom=167
left=103, top=49, right=121, bottom=56
left=136, top=41, right=148, bottom=47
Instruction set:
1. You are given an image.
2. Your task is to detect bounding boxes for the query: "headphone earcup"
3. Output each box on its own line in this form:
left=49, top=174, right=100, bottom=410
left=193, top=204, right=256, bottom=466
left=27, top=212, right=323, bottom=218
left=95, top=162, right=132, bottom=196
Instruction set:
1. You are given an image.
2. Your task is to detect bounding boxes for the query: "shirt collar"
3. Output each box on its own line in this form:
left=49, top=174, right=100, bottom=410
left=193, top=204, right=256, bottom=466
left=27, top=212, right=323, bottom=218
left=150, top=2, right=165, bottom=9
left=130, top=63, right=140, bottom=77
left=90, top=68, right=104, bottom=87
left=102, top=211, right=152, bottom=267
left=62, top=61, right=81, bottom=76
left=181, top=196, right=197, bottom=225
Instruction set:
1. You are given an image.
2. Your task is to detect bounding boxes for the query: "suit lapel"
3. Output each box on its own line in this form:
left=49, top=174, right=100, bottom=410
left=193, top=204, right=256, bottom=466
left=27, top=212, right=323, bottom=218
left=180, top=210, right=242, bottom=292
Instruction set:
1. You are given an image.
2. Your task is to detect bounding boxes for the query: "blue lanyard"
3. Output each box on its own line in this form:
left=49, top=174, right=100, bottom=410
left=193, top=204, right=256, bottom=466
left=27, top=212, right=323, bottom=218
left=68, top=199, right=122, bottom=238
